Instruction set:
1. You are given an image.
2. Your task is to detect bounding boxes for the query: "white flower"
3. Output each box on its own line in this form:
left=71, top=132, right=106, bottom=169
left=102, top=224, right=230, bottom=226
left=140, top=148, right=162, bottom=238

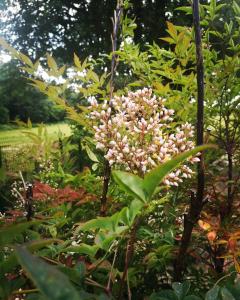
left=88, top=96, right=98, bottom=107
left=90, top=88, right=198, bottom=185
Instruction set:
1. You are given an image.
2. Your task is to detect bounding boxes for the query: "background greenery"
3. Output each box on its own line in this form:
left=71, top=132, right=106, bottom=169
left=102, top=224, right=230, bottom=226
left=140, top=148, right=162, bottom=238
left=0, top=0, right=240, bottom=299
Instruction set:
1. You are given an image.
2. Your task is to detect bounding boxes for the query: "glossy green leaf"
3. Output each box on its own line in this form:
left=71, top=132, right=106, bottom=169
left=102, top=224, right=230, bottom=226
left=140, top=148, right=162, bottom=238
left=205, top=286, right=220, bottom=300
left=15, top=247, right=81, bottom=300
left=172, top=281, right=190, bottom=299
left=112, top=170, right=146, bottom=202
left=143, top=145, right=216, bottom=200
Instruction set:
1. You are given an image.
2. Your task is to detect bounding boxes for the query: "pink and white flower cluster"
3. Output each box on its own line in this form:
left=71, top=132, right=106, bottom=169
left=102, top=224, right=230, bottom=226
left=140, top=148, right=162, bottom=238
left=89, top=88, right=199, bottom=186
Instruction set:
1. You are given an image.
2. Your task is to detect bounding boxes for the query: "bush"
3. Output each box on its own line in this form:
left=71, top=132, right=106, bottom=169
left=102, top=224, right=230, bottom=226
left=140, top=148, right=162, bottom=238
left=0, top=106, right=9, bottom=124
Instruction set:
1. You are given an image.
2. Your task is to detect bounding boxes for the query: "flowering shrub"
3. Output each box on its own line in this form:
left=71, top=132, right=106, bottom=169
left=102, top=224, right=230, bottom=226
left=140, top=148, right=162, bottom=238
left=90, top=88, right=199, bottom=185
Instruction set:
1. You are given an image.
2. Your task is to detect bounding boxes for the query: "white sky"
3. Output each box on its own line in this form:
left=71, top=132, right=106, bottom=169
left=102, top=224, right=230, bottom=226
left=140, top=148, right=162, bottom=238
left=0, top=52, right=11, bottom=64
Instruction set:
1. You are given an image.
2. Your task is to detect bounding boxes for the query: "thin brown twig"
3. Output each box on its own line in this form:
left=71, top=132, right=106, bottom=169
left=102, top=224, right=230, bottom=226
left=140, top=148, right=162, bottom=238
left=100, top=0, right=123, bottom=216
left=12, top=288, right=38, bottom=295
left=106, top=245, right=118, bottom=292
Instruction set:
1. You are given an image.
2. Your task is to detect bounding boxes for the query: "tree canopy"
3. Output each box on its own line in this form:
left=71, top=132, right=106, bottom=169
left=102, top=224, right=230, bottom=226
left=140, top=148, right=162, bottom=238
left=1, top=0, right=192, bottom=61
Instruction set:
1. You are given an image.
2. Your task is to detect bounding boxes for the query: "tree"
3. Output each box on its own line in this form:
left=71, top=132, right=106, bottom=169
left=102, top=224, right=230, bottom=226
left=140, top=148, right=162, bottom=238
left=0, top=61, right=65, bottom=123
left=1, top=0, right=193, bottom=62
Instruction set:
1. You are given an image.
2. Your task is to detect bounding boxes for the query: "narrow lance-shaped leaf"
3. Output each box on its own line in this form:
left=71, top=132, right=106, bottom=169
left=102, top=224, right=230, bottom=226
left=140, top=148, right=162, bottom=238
left=46, top=53, right=58, bottom=72
left=85, top=145, right=99, bottom=162
left=15, top=247, right=81, bottom=300
left=74, top=52, right=82, bottom=68
left=143, top=145, right=216, bottom=200
left=112, top=170, right=146, bottom=202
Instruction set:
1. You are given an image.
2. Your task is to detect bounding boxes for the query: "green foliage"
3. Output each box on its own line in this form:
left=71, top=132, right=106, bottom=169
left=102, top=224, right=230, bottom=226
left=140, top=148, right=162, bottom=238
left=0, top=0, right=191, bottom=61
left=0, top=1, right=240, bottom=299
left=0, top=106, right=9, bottom=124
left=15, top=246, right=82, bottom=300
left=112, top=171, right=146, bottom=202
left=71, top=145, right=214, bottom=266
left=0, top=61, right=65, bottom=123
left=113, top=145, right=215, bottom=202
left=205, top=280, right=240, bottom=300
left=0, top=221, right=41, bottom=246
left=150, top=282, right=202, bottom=300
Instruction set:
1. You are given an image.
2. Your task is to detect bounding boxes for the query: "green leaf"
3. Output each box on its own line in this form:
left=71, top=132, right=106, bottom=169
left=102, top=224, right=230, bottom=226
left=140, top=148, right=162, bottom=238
left=112, top=170, right=146, bottom=202
left=166, top=21, right=178, bottom=40
left=74, top=262, right=86, bottom=281
left=85, top=145, right=99, bottom=162
left=80, top=217, right=112, bottom=231
left=205, top=286, right=220, bottom=300
left=0, top=253, right=18, bottom=278
left=143, top=145, right=216, bottom=200
left=233, top=1, right=240, bottom=15
left=156, top=289, right=178, bottom=300
left=0, top=221, right=41, bottom=246
left=15, top=247, right=81, bottom=300
left=92, top=163, right=99, bottom=171
left=172, top=281, right=190, bottom=299
left=49, top=225, right=57, bottom=238
left=161, top=37, right=176, bottom=44
left=175, top=6, right=193, bottom=15
left=63, top=243, right=99, bottom=257
left=19, top=52, right=33, bottom=67
left=220, top=287, right=235, bottom=300
left=119, top=207, right=130, bottom=226
left=57, top=262, right=85, bottom=285
left=0, top=37, right=19, bottom=57
left=28, top=239, right=63, bottom=251
left=98, top=235, right=116, bottom=251
left=74, top=53, right=81, bottom=68
left=128, top=199, right=144, bottom=224
left=149, top=292, right=169, bottom=300
left=46, top=53, right=58, bottom=72
left=0, top=239, right=62, bottom=277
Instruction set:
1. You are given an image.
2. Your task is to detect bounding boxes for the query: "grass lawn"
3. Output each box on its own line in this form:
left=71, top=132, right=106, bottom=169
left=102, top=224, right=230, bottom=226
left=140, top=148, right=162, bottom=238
left=0, top=123, right=72, bottom=146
